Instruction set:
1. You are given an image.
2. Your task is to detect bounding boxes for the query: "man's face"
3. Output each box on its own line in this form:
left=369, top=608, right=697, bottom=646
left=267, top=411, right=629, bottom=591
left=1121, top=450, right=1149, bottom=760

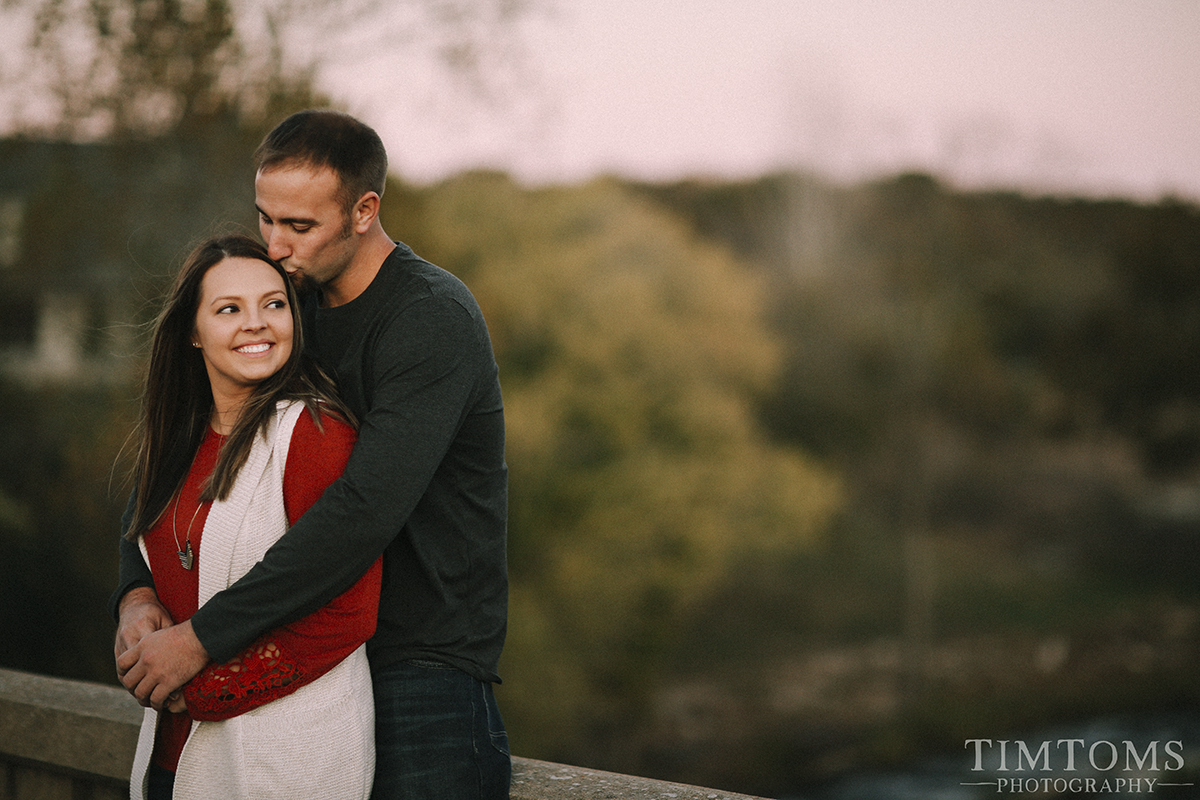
left=255, top=163, right=356, bottom=294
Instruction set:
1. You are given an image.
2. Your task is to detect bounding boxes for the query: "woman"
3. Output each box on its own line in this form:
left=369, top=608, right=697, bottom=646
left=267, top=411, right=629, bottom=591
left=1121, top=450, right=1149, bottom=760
left=124, top=233, right=380, bottom=800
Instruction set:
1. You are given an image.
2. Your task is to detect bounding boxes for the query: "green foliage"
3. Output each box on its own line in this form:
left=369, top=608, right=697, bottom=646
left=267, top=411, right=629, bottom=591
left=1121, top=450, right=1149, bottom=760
left=396, top=173, right=844, bottom=763
left=629, top=174, right=1200, bottom=790
left=652, top=173, right=1200, bottom=473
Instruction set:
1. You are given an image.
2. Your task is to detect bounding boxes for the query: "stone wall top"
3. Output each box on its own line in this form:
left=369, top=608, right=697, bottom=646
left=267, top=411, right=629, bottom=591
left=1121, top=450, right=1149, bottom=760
left=0, top=668, right=770, bottom=799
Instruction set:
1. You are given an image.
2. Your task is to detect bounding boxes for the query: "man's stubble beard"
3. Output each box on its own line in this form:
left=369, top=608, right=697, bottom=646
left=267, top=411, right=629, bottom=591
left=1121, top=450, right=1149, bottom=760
left=288, top=271, right=318, bottom=294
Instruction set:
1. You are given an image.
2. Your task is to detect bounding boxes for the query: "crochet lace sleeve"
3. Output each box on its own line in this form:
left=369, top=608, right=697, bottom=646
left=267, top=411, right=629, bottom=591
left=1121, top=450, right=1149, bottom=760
left=183, top=635, right=303, bottom=719
left=182, top=551, right=380, bottom=721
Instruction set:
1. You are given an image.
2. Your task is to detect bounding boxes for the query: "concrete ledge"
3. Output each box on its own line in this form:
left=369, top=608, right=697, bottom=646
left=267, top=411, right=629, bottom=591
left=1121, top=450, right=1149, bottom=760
left=0, top=667, right=142, bottom=782
left=0, top=668, right=768, bottom=799
left=511, top=758, right=768, bottom=799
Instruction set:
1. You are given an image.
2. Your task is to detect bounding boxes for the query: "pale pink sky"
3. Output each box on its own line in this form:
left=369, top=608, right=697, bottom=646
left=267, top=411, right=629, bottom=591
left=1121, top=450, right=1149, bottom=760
left=327, top=0, right=1200, bottom=201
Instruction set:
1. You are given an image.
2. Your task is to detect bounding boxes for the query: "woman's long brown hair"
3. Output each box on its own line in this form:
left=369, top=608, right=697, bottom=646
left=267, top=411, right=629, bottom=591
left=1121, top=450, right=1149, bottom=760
left=124, top=233, right=354, bottom=541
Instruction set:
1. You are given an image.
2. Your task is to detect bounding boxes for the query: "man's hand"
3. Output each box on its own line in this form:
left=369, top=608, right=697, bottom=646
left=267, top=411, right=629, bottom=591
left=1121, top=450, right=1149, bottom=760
left=117, top=620, right=210, bottom=710
left=114, top=586, right=173, bottom=673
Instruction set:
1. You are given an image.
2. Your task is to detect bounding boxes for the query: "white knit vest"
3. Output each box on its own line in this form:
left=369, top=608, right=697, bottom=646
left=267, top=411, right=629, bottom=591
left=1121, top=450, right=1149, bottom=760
left=131, top=401, right=374, bottom=800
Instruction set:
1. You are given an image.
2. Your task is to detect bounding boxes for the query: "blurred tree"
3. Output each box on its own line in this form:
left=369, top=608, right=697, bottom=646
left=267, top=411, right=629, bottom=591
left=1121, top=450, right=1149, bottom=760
left=6, top=0, right=294, bottom=136
left=1040, top=199, right=1200, bottom=474
left=394, top=172, right=844, bottom=767
left=1, top=0, right=541, bottom=138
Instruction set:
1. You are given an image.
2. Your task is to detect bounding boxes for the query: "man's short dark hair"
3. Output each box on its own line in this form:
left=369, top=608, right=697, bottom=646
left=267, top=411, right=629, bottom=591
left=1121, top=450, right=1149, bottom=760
left=254, top=110, right=388, bottom=214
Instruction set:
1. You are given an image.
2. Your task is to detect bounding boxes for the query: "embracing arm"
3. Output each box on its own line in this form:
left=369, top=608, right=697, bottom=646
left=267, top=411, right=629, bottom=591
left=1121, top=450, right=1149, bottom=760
left=110, top=491, right=154, bottom=621
left=190, top=297, right=486, bottom=662
left=110, top=492, right=174, bottom=676
left=183, top=556, right=381, bottom=720
left=112, top=533, right=155, bottom=619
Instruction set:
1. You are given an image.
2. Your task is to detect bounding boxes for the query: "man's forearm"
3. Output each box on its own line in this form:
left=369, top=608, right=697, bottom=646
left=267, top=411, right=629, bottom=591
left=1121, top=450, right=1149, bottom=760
left=109, top=497, right=155, bottom=621
left=189, top=481, right=390, bottom=662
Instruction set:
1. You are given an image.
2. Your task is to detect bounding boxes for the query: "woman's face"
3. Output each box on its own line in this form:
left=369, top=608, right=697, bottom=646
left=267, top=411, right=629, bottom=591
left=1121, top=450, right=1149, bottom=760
left=193, top=256, right=294, bottom=409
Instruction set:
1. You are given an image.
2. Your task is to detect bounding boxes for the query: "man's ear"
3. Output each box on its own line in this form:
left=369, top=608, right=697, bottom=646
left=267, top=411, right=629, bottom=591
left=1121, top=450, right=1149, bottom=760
left=351, top=192, right=381, bottom=233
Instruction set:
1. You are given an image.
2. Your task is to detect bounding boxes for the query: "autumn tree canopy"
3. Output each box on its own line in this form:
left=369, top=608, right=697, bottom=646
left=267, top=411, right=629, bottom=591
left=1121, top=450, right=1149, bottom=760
left=392, top=172, right=844, bottom=759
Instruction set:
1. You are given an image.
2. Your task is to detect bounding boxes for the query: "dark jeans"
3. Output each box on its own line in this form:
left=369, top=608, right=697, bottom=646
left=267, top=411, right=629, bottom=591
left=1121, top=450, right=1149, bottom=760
left=370, top=659, right=511, bottom=800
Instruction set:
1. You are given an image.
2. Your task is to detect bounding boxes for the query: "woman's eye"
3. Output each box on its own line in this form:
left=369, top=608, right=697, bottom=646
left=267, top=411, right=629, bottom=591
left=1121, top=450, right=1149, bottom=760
left=217, top=305, right=238, bottom=314
left=267, top=299, right=288, bottom=309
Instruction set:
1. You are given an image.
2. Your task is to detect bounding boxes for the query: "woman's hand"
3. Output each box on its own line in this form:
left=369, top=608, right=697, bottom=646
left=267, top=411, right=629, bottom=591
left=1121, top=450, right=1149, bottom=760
left=114, top=587, right=174, bottom=674
left=165, top=691, right=188, bottom=714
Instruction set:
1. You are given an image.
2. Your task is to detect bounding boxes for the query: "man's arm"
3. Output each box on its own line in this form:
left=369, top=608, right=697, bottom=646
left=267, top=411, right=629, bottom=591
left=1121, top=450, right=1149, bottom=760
left=110, top=493, right=171, bottom=670
left=184, top=557, right=381, bottom=720
left=192, top=296, right=483, bottom=661
left=109, top=492, right=154, bottom=622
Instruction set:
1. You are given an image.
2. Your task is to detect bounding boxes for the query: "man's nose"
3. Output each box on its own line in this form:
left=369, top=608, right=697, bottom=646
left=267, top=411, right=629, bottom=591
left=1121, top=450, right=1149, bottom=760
left=265, top=228, right=290, bottom=261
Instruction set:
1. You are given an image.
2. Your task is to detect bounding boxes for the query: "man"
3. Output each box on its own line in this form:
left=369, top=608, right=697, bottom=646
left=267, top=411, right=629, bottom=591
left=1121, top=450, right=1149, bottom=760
left=113, top=110, right=511, bottom=799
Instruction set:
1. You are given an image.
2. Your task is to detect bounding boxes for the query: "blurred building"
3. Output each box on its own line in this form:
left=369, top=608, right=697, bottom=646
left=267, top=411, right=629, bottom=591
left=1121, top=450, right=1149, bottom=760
left=0, top=134, right=255, bottom=386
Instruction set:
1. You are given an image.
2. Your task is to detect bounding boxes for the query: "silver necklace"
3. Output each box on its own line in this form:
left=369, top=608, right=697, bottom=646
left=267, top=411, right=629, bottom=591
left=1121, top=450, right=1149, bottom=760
left=171, top=493, right=205, bottom=570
